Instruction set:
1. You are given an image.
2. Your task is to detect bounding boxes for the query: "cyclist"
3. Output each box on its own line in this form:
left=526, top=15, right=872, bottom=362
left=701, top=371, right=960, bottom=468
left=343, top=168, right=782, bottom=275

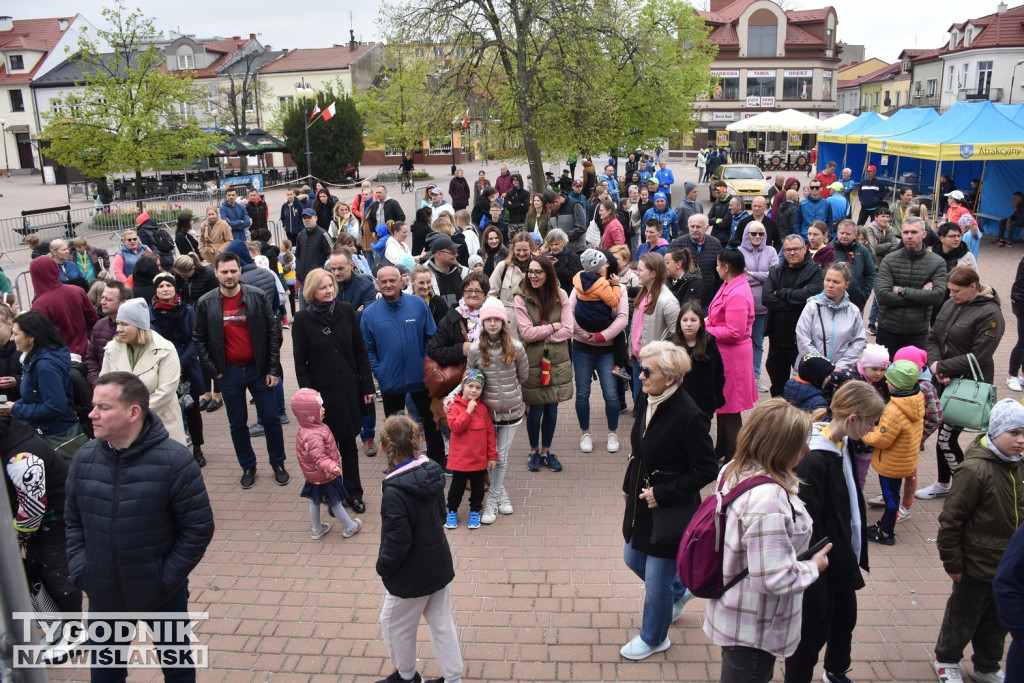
left=399, top=151, right=415, bottom=192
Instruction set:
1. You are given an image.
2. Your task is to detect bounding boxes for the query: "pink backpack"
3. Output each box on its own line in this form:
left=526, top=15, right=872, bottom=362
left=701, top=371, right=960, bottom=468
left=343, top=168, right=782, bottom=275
left=675, top=473, right=778, bottom=599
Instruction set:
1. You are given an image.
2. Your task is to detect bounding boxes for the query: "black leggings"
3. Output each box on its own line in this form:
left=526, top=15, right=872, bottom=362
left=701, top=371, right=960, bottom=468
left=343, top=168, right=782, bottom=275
left=936, top=422, right=964, bottom=485
left=184, top=400, right=204, bottom=449
left=447, top=469, right=486, bottom=513
left=1011, top=304, right=1024, bottom=377
left=716, top=413, right=742, bottom=463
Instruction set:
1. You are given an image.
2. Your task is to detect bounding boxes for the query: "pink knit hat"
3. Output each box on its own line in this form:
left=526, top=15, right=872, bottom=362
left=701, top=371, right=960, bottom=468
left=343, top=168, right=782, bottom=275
left=893, top=345, right=927, bottom=370
left=858, top=343, right=891, bottom=376
left=479, top=297, right=507, bottom=323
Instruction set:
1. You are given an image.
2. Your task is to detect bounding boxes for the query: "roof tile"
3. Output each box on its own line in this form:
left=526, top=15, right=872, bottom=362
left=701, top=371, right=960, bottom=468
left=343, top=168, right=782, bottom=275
left=258, top=44, right=377, bottom=74
left=0, top=16, right=76, bottom=84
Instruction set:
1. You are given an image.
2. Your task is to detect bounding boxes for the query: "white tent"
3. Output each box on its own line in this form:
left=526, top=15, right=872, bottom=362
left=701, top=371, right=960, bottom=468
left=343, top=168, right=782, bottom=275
left=725, top=108, right=834, bottom=133
left=820, top=113, right=858, bottom=131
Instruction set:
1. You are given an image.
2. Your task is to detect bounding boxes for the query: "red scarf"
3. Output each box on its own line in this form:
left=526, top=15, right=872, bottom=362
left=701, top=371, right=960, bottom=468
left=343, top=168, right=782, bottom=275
left=153, top=295, right=180, bottom=311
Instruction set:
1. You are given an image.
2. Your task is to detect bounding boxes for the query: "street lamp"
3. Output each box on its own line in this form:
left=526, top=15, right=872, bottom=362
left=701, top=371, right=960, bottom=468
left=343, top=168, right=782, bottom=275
left=0, top=119, right=9, bottom=179
left=294, top=79, right=315, bottom=179
left=1007, top=59, right=1024, bottom=104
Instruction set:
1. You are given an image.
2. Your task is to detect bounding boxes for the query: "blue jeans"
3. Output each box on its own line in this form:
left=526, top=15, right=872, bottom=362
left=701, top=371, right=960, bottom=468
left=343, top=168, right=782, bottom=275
left=360, top=406, right=376, bottom=443
left=526, top=403, right=558, bottom=450
left=89, top=583, right=196, bottom=682
left=623, top=540, right=687, bottom=646
left=220, top=363, right=285, bottom=469
left=631, top=360, right=644, bottom=406
left=255, top=381, right=286, bottom=427
left=751, top=313, right=766, bottom=380
left=869, top=283, right=879, bottom=325
left=572, top=348, right=619, bottom=432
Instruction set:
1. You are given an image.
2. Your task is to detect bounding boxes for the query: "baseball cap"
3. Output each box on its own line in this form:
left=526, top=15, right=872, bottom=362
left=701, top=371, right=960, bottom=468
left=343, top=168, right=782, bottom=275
left=945, top=189, right=965, bottom=200
left=430, top=235, right=457, bottom=253
left=430, top=187, right=443, bottom=196
left=866, top=165, right=877, bottom=172
left=572, top=179, right=583, bottom=187
left=829, top=181, right=844, bottom=192
left=301, top=208, right=316, bottom=217
left=135, top=212, right=150, bottom=226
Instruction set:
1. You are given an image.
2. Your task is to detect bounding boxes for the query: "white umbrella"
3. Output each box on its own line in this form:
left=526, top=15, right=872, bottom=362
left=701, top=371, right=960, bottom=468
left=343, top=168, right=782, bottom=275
left=821, top=113, right=858, bottom=131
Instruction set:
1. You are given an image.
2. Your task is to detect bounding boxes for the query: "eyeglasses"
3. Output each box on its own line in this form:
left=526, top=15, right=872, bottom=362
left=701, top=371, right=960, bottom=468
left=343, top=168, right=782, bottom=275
left=124, top=238, right=138, bottom=242
left=783, top=247, right=804, bottom=253
left=639, top=366, right=656, bottom=377
left=463, top=288, right=485, bottom=295
left=748, top=231, right=765, bottom=236
left=527, top=270, right=544, bottom=276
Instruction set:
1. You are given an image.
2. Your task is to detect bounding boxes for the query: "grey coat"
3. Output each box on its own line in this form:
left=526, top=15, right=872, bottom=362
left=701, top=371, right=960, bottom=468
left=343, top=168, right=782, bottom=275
left=467, top=338, right=529, bottom=422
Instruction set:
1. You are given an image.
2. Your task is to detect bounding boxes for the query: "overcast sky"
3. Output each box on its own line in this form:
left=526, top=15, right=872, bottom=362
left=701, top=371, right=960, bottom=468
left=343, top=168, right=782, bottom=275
left=38, top=0, right=986, bottom=64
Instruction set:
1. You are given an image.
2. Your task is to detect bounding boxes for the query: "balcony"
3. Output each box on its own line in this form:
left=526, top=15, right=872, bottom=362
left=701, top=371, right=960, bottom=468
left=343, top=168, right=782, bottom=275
left=959, top=87, right=1004, bottom=102
left=911, top=94, right=941, bottom=108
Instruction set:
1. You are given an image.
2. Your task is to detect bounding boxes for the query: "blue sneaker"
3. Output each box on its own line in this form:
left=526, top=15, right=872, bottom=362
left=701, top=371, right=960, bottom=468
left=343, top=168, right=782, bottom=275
left=467, top=511, right=481, bottom=529
left=546, top=452, right=563, bottom=472
left=527, top=450, right=542, bottom=472
left=444, top=511, right=457, bottom=529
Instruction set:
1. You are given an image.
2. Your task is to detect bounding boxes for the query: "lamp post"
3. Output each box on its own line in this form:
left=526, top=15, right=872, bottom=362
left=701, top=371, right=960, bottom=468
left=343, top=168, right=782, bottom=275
left=0, top=119, right=9, bottom=179
left=1007, top=59, right=1024, bottom=104
left=294, top=79, right=315, bottom=179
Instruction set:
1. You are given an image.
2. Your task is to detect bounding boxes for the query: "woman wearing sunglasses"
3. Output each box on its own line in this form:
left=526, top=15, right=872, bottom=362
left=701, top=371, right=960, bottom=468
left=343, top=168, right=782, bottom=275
left=111, top=229, right=152, bottom=283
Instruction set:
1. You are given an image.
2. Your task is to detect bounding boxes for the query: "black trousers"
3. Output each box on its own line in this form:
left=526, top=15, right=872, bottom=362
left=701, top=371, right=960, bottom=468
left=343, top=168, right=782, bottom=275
left=857, top=206, right=878, bottom=226
left=935, top=575, right=1007, bottom=674
left=447, top=469, right=486, bottom=513
left=874, top=326, right=928, bottom=362
left=785, top=572, right=858, bottom=682
left=337, top=434, right=362, bottom=499
left=766, top=341, right=799, bottom=398
left=381, top=389, right=445, bottom=465
left=184, top=401, right=204, bottom=450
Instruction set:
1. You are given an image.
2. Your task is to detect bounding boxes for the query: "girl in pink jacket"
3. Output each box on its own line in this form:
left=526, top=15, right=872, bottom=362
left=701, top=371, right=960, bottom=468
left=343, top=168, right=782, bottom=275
left=291, top=388, right=362, bottom=540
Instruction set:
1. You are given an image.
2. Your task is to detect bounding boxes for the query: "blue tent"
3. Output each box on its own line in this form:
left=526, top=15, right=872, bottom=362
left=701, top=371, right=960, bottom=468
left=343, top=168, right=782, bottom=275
left=864, top=102, right=1024, bottom=232
left=818, top=112, right=885, bottom=176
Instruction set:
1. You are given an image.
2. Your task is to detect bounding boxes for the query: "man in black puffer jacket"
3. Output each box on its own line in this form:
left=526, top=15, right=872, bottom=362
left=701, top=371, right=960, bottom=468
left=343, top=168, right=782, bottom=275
left=65, top=372, right=213, bottom=679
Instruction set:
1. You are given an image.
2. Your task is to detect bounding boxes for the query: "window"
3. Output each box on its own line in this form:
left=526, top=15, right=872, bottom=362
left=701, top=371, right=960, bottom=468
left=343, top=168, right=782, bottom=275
left=384, top=143, right=404, bottom=157
left=51, top=101, right=62, bottom=115
left=948, top=65, right=955, bottom=90
left=8, top=54, right=23, bottom=71
left=746, top=71, right=776, bottom=98
left=9, top=89, right=24, bottom=112
left=782, top=70, right=812, bottom=100
left=178, top=102, right=191, bottom=117
left=278, top=95, right=294, bottom=103
left=977, top=60, right=993, bottom=95
left=747, top=25, right=777, bottom=58
left=826, top=28, right=834, bottom=50
left=965, top=28, right=973, bottom=47
left=433, top=48, right=444, bottom=58
left=928, top=79, right=938, bottom=96
left=901, top=61, right=910, bottom=74
left=895, top=92, right=901, bottom=107
left=414, top=48, right=425, bottom=58
left=711, top=71, right=740, bottom=100
left=176, top=54, right=194, bottom=70
left=961, top=63, right=969, bottom=90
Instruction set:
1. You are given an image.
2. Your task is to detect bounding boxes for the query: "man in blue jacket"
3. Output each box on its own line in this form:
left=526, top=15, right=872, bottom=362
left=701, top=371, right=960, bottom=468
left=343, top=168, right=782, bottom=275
left=643, top=192, right=679, bottom=241
left=219, top=188, right=251, bottom=241
left=655, top=159, right=675, bottom=207
left=360, top=266, right=444, bottom=464
left=798, top=179, right=833, bottom=238
left=65, top=371, right=213, bottom=679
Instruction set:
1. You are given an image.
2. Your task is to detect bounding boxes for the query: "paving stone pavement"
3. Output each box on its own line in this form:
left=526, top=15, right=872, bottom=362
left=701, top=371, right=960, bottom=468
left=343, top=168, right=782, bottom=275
left=11, top=171, right=1017, bottom=682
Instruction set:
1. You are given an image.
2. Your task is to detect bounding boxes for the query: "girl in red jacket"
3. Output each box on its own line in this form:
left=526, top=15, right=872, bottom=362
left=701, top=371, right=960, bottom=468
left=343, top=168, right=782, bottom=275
left=291, top=388, right=362, bottom=540
left=444, top=370, right=498, bottom=530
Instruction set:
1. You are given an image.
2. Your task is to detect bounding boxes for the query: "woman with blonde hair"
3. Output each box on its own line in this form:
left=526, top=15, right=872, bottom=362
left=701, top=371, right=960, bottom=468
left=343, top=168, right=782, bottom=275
left=333, top=200, right=360, bottom=241
left=787, top=381, right=885, bottom=683
left=704, top=398, right=832, bottom=683
left=488, top=232, right=535, bottom=338
left=198, top=205, right=232, bottom=263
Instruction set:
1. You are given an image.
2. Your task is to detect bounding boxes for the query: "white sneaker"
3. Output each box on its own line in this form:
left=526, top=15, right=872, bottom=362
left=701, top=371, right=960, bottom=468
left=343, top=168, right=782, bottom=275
left=934, top=661, right=963, bottom=682
left=580, top=433, right=593, bottom=453
left=498, top=502, right=514, bottom=515
left=607, top=433, right=620, bottom=453
left=480, top=507, right=497, bottom=525
left=757, top=376, right=771, bottom=393
left=897, top=505, right=912, bottom=523
left=867, top=493, right=885, bottom=507
left=1008, top=376, right=1023, bottom=392
left=970, top=667, right=1005, bottom=683
left=916, top=481, right=952, bottom=500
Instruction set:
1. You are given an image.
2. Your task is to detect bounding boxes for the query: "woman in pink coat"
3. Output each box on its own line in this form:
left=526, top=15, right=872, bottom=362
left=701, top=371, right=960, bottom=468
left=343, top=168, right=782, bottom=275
left=705, top=245, right=757, bottom=463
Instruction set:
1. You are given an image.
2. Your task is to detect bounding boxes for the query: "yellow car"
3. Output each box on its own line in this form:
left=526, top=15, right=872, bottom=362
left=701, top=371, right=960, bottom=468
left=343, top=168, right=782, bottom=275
left=710, top=164, right=771, bottom=206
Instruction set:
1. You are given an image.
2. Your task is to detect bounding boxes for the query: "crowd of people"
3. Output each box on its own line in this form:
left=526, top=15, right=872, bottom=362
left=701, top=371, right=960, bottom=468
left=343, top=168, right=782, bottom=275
left=5, top=155, right=1024, bottom=683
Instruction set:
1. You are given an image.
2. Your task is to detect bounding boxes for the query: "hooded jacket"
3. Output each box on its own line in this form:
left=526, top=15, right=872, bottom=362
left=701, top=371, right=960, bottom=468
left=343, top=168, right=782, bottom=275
left=65, top=411, right=214, bottom=611
left=939, top=436, right=1024, bottom=582
left=225, top=241, right=281, bottom=310
left=862, top=388, right=925, bottom=478
left=175, top=265, right=219, bottom=307
left=707, top=195, right=733, bottom=239
left=28, top=257, right=99, bottom=358
left=219, top=198, right=251, bottom=240
left=926, top=284, right=1004, bottom=384
left=740, top=223, right=778, bottom=314
left=150, top=297, right=205, bottom=401
left=361, top=293, right=436, bottom=394
left=797, top=428, right=869, bottom=590
left=771, top=177, right=800, bottom=218
left=667, top=270, right=702, bottom=307
left=448, top=175, right=471, bottom=210
left=830, top=238, right=877, bottom=309
left=130, top=257, right=159, bottom=303
left=798, top=196, right=833, bottom=237
left=446, top=393, right=498, bottom=472
left=11, top=345, right=79, bottom=436
left=280, top=198, right=304, bottom=239
left=426, top=257, right=469, bottom=308
left=784, top=378, right=829, bottom=411
left=505, top=174, right=530, bottom=224
left=467, top=336, right=529, bottom=422
left=292, top=388, right=342, bottom=486
left=377, top=456, right=454, bottom=598
left=795, top=292, right=866, bottom=370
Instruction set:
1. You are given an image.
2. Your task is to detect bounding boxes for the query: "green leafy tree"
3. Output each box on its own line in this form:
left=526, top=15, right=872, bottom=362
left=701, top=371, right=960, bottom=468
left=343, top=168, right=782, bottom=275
left=354, top=39, right=452, bottom=153
left=278, top=83, right=364, bottom=182
left=388, top=0, right=715, bottom=187
left=38, top=1, right=221, bottom=201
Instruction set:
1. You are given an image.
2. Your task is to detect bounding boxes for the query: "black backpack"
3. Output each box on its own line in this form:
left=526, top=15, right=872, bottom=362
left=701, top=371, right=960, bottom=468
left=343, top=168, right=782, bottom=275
left=68, top=361, right=94, bottom=438
left=150, top=227, right=175, bottom=254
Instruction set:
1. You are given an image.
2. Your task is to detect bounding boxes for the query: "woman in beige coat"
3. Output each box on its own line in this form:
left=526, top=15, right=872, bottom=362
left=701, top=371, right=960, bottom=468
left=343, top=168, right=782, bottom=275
left=198, top=205, right=232, bottom=263
left=100, top=298, right=187, bottom=446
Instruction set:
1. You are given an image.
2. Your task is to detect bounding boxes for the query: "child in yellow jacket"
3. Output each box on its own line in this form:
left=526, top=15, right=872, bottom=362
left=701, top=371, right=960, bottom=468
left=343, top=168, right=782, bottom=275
left=861, top=359, right=925, bottom=545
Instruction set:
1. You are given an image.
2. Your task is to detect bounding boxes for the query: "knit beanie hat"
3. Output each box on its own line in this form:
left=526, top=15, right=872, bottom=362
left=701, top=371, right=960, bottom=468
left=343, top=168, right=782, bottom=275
left=153, top=272, right=178, bottom=294
left=958, top=214, right=975, bottom=228
left=580, top=248, right=607, bottom=274
left=468, top=254, right=483, bottom=270
left=683, top=181, right=697, bottom=196
left=894, top=345, right=932, bottom=381
left=885, top=360, right=920, bottom=392
left=987, top=399, right=1024, bottom=440
left=479, top=297, right=507, bottom=323
left=798, top=353, right=835, bottom=389
left=462, top=368, right=486, bottom=388
left=116, top=298, right=151, bottom=331
left=858, top=343, right=890, bottom=375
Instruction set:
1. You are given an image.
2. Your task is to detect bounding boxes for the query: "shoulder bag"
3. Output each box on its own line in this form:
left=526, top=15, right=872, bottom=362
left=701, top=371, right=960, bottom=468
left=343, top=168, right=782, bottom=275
left=423, top=320, right=468, bottom=399
left=939, top=353, right=997, bottom=431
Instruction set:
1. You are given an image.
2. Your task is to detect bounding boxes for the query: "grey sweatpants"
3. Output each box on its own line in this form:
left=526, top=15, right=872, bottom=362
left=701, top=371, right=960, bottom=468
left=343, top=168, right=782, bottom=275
left=380, top=584, right=463, bottom=683
left=485, top=422, right=519, bottom=511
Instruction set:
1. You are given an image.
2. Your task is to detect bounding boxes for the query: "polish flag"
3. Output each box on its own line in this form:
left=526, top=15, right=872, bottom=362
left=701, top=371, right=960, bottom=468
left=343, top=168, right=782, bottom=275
left=321, top=102, right=337, bottom=122
left=309, top=104, right=320, bottom=121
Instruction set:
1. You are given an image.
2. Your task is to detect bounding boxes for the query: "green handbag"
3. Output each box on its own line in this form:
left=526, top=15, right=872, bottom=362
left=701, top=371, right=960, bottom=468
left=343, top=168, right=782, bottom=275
left=939, top=353, right=997, bottom=431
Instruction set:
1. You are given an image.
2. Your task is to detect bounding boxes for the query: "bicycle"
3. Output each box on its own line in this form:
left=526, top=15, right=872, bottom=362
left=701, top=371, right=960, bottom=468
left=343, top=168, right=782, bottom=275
left=399, top=169, right=414, bottom=194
